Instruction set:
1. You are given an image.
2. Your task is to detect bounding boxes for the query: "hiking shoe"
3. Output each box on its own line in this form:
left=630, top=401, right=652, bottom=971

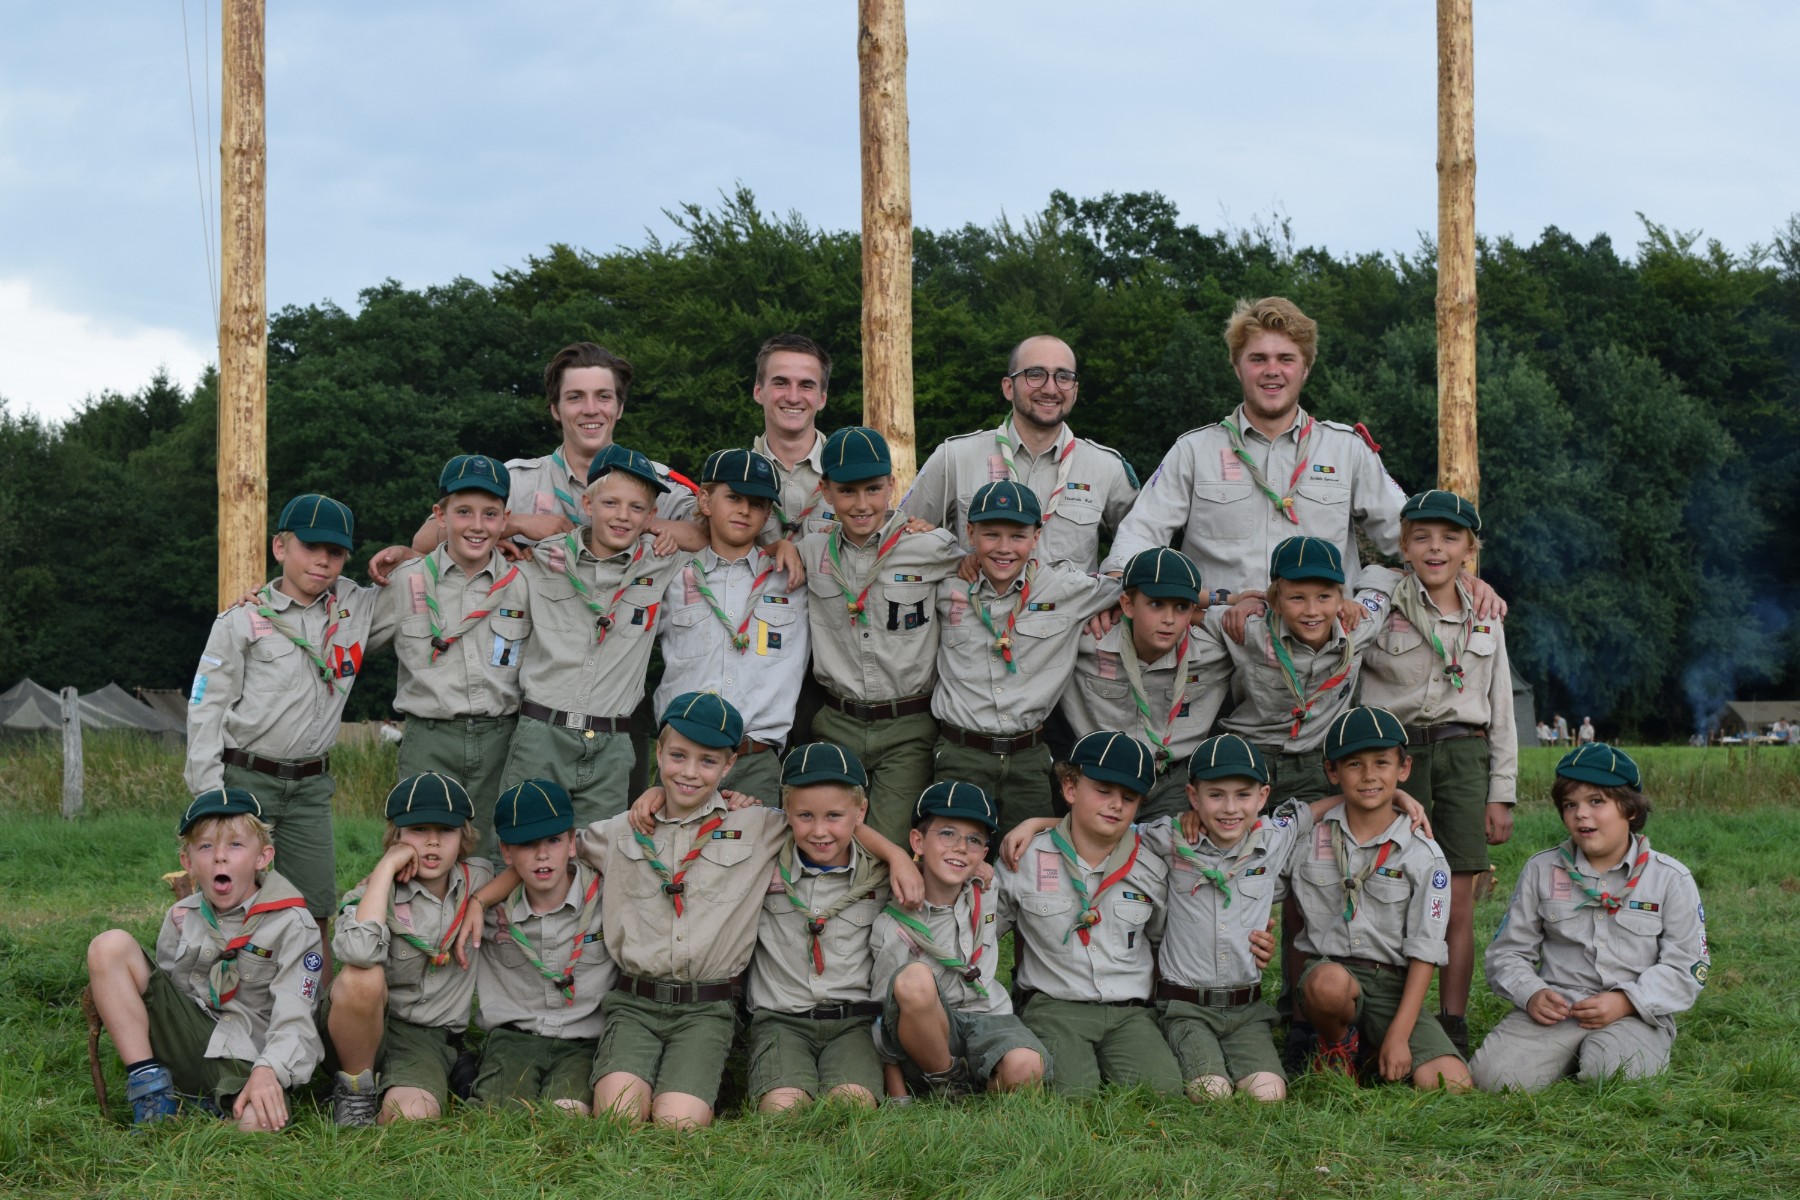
left=1437, top=1012, right=1470, bottom=1058
left=448, top=1048, right=480, bottom=1101
left=126, top=1064, right=180, bottom=1125
left=1282, top=1019, right=1316, bottom=1075
left=330, top=1069, right=381, bottom=1127
left=1310, top=1028, right=1361, bottom=1079
left=919, top=1059, right=973, bottom=1097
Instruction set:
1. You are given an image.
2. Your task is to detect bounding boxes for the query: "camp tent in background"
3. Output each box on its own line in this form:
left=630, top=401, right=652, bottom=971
left=1512, top=666, right=1538, bottom=748
left=1720, top=700, right=1800, bottom=737
left=0, top=678, right=186, bottom=744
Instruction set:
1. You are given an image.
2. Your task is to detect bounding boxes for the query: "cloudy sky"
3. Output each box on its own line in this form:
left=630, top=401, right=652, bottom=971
left=2, top=0, right=1793, bottom=424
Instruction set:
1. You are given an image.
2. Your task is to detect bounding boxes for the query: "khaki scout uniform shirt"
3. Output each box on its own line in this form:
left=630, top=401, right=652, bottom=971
left=995, top=823, right=1169, bottom=1003
left=185, top=579, right=382, bottom=792
left=752, top=432, right=835, bottom=543
left=372, top=547, right=530, bottom=721
left=333, top=858, right=496, bottom=1031
left=579, top=797, right=790, bottom=983
left=931, top=563, right=1120, bottom=734
left=1290, top=807, right=1451, bottom=967
left=1485, top=837, right=1708, bottom=1034
left=1058, top=622, right=1227, bottom=771
left=475, top=861, right=611, bottom=1039
left=505, top=446, right=697, bottom=528
left=1104, top=405, right=1405, bottom=590
left=902, top=419, right=1138, bottom=571
left=156, top=869, right=324, bottom=1088
left=514, top=531, right=681, bottom=719
left=800, top=513, right=967, bottom=702
left=870, top=880, right=1012, bottom=1017
left=654, top=546, right=809, bottom=747
left=746, top=844, right=890, bottom=1012
left=1355, top=568, right=1519, bottom=806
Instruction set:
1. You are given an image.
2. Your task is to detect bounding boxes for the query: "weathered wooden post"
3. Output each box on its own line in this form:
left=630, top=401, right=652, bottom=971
left=1436, top=0, right=1478, bottom=506
left=858, top=0, right=917, bottom=493
left=60, top=687, right=83, bottom=819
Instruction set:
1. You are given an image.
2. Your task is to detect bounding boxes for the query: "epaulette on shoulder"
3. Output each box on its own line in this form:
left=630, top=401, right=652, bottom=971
left=941, top=427, right=992, bottom=444
left=664, top=468, right=700, bottom=495
left=1079, top=436, right=1140, bottom=489
left=1319, top=419, right=1384, bottom=455
left=503, top=454, right=547, bottom=471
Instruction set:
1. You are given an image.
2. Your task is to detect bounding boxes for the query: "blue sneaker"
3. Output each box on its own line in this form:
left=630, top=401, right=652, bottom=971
left=126, top=1064, right=180, bottom=1125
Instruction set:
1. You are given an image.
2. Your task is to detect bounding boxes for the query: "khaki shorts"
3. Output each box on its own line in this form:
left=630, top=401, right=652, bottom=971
left=1017, top=994, right=1181, bottom=1096
left=1405, top=736, right=1493, bottom=872
left=1158, top=998, right=1283, bottom=1083
left=746, top=1010, right=883, bottom=1101
left=1298, top=957, right=1463, bottom=1076
left=1470, top=1007, right=1674, bottom=1093
left=875, top=972, right=1048, bottom=1091
left=470, top=1026, right=597, bottom=1109
left=143, top=969, right=257, bottom=1105
left=592, top=989, right=736, bottom=1105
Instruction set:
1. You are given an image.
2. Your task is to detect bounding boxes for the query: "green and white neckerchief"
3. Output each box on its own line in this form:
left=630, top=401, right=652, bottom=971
left=968, top=563, right=1035, bottom=673
left=883, top=881, right=989, bottom=997
left=1118, top=619, right=1190, bottom=768
left=633, top=815, right=726, bottom=917
left=1221, top=412, right=1315, bottom=524
left=995, top=421, right=1077, bottom=519
left=1557, top=836, right=1651, bottom=916
left=503, top=868, right=602, bottom=1006
left=560, top=533, right=647, bottom=643
left=1174, top=820, right=1265, bottom=903
left=825, top=518, right=907, bottom=626
left=1390, top=573, right=1473, bottom=693
left=689, top=552, right=779, bottom=653
left=421, top=554, right=521, bottom=660
left=256, top=584, right=347, bottom=693
left=196, top=877, right=308, bottom=1007
left=1330, top=820, right=1396, bottom=923
left=387, top=863, right=472, bottom=969
left=776, top=843, right=886, bottom=975
left=1267, top=616, right=1354, bottom=738
left=1048, top=818, right=1141, bottom=946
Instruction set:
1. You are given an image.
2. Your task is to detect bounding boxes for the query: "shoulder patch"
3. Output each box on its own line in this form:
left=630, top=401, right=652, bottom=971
left=1431, top=869, right=1449, bottom=890
left=303, top=951, right=324, bottom=972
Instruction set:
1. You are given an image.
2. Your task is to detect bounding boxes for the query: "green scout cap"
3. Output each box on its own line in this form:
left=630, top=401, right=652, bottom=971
left=179, top=787, right=263, bottom=835
left=385, top=772, right=475, bottom=828
left=967, top=480, right=1041, bottom=525
left=911, top=781, right=998, bottom=832
left=1556, top=743, right=1641, bottom=790
left=1269, top=535, right=1344, bottom=585
left=782, top=742, right=869, bottom=789
left=493, top=778, right=574, bottom=845
left=439, top=454, right=511, bottom=501
left=1188, top=734, right=1269, bottom=784
left=1069, top=730, right=1155, bottom=796
left=1123, top=547, right=1201, bottom=601
left=587, top=444, right=670, bottom=494
left=821, top=426, right=892, bottom=483
left=700, top=448, right=780, bottom=501
left=1323, top=705, right=1408, bottom=761
left=661, top=691, right=744, bottom=750
left=1401, top=488, right=1483, bottom=532
left=277, top=494, right=355, bottom=551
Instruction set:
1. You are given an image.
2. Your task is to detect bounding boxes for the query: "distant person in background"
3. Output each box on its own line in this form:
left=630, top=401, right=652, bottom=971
left=1578, top=717, right=1596, bottom=745
left=1536, top=721, right=1553, bottom=745
left=1552, top=714, right=1570, bottom=745
left=379, top=718, right=403, bottom=746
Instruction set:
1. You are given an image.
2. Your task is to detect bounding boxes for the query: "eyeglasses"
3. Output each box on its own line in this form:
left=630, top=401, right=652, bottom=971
left=1007, top=367, right=1079, bottom=390
left=930, top=827, right=991, bottom=853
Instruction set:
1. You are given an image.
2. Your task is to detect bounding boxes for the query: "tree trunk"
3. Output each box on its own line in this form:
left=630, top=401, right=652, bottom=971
left=218, top=0, right=267, bottom=607
left=858, top=0, right=916, bottom=493
left=1436, top=0, right=1478, bottom=508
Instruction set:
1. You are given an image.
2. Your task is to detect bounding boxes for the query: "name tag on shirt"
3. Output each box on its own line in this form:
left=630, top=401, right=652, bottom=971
left=1035, top=850, right=1061, bottom=892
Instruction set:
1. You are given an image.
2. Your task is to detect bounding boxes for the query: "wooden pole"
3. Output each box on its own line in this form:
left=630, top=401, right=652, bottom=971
left=218, top=0, right=268, bottom=608
left=1436, top=0, right=1478, bottom=506
left=858, top=0, right=917, bottom=493
left=60, top=687, right=83, bottom=820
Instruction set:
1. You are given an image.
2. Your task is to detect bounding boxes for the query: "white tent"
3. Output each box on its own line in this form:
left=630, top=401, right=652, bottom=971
left=0, top=678, right=186, bottom=738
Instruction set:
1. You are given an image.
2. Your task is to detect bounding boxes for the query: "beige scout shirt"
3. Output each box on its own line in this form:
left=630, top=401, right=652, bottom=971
left=870, top=879, right=1011, bottom=1017
left=1103, top=405, right=1405, bottom=591
left=1139, top=802, right=1313, bottom=990
left=931, top=563, right=1121, bottom=735
left=1058, top=622, right=1228, bottom=771
left=505, top=447, right=697, bottom=528
left=1484, top=837, right=1708, bottom=1034
left=746, top=844, right=890, bottom=1012
left=901, top=419, right=1138, bottom=571
left=1289, top=807, right=1451, bottom=968
left=1355, top=568, right=1518, bottom=806
left=371, top=547, right=530, bottom=721
left=475, top=861, right=611, bottom=1039
left=332, top=858, right=496, bottom=1031
left=185, top=580, right=382, bottom=792
left=752, top=432, right=835, bottom=543
left=799, top=513, right=966, bottom=703
left=514, top=531, right=681, bottom=718
left=654, top=547, right=809, bottom=747
left=579, top=798, right=790, bottom=983
left=994, top=823, right=1169, bottom=1003
left=155, top=870, right=324, bottom=1088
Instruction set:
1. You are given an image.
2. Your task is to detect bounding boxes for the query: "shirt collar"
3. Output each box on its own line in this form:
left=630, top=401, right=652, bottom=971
left=1322, top=804, right=1415, bottom=848
left=655, top=792, right=731, bottom=825
left=754, top=430, right=825, bottom=476
left=1000, top=416, right=1075, bottom=463
left=1229, top=403, right=1311, bottom=445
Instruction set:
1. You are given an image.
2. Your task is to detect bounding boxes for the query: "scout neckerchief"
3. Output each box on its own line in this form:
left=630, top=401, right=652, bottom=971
left=1330, top=819, right=1396, bottom=923
left=995, top=420, right=1077, bottom=520
left=826, top=518, right=907, bottom=626
left=1267, top=615, right=1355, bottom=738
left=257, top=584, right=347, bottom=693
left=883, top=881, right=990, bottom=998
left=776, top=842, right=886, bottom=975
left=1221, top=411, right=1316, bottom=525
left=756, top=434, right=826, bottom=534
left=968, top=562, right=1035, bottom=674
left=503, top=868, right=602, bottom=1006
left=561, top=533, right=647, bottom=644
left=1390, top=572, right=1473, bottom=693
left=775, top=480, right=824, bottom=536
left=1557, top=835, right=1650, bottom=916
left=422, top=553, right=522, bottom=660
left=1118, top=618, right=1190, bottom=769
left=690, top=551, right=778, bottom=653
left=1174, top=820, right=1265, bottom=903
left=548, top=447, right=582, bottom=521
left=196, top=876, right=308, bottom=1008
left=1049, top=818, right=1142, bottom=946
left=633, top=814, right=727, bottom=917
left=387, top=863, right=472, bottom=969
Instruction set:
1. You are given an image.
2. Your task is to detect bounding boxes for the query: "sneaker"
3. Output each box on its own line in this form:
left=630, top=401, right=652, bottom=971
left=330, top=1069, right=381, bottom=1127
left=448, top=1049, right=480, bottom=1101
left=1310, top=1027, right=1361, bottom=1079
left=1437, top=1012, right=1470, bottom=1058
left=918, top=1059, right=973, bottom=1098
left=126, top=1064, right=180, bottom=1125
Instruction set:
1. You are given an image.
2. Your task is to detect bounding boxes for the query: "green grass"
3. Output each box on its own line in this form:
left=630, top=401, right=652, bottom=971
left=2, top=745, right=1799, bottom=1197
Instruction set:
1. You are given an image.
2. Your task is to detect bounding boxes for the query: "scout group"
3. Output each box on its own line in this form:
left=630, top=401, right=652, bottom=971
left=85, top=298, right=1709, bottom=1133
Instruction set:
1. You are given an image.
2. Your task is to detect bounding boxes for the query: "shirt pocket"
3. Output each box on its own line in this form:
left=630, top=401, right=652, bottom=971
left=1018, top=892, right=1075, bottom=927
left=387, top=933, right=431, bottom=988
left=529, top=575, right=590, bottom=636
left=1295, top=470, right=1349, bottom=509
left=1053, top=490, right=1102, bottom=526
left=697, top=834, right=757, bottom=903
left=1193, top=480, right=1258, bottom=542
left=488, top=614, right=531, bottom=670
left=1296, top=863, right=1348, bottom=923
left=1465, top=628, right=1497, bottom=659
left=1612, top=907, right=1664, bottom=963
left=751, top=597, right=801, bottom=654
left=1078, top=674, right=1132, bottom=705
left=1014, top=610, right=1070, bottom=649
left=397, top=614, right=437, bottom=670
left=879, top=582, right=935, bottom=635
left=248, top=632, right=300, bottom=665
left=616, top=834, right=668, bottom=902
left=1381, top=625, right=1425, bottom=656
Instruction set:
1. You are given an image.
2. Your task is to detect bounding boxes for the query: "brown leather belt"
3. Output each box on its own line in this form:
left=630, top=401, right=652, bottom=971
left=613, top=974, right=741, bottom=1005
left=797, top=1001, right=882, bottom=1021
left=1155, top=981, right=1262, bottom=1007
left=1406, top=722, right=1487, bottom=745
left=940, top=723, right=1044, bottom=756
left=822, top=690, right=934, bottom=722
left=222, top=748, right=329, bottom=780
left=736, top=738, right=779, bottom=756
left=1320, top=955, right=1400, bottom=974
left=520, top=700, right=628, bottom=734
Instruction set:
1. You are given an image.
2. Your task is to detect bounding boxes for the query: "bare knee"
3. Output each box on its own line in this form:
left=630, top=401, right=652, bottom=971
left=992, top=1048, right=1045, bottom=1091
left=551, top=1097, right=592, bottom=1116
left=892, top=963, right=939, bottom=1012
left=1413, top=1054, right=1473, bottom=1092
left=379, top=1087, right=441, bottom=1123
left=1186, top=1074, right=1232, bottom=1101
left=651, top=1092, right=713, bottom=1130
left=329, top=964, right=386, bottom=1010
left=1236, top=1071, right=1286, bottom=1102
left=87, top=929, right=142, bottom=975
left=593, top=1073, right=651, bottom=1125
left=757, top=1087, right=812, bottom=1113
left=823, top=1083, right=876, bottom=1108
left=1302, top=964, right=1358, bottom=1021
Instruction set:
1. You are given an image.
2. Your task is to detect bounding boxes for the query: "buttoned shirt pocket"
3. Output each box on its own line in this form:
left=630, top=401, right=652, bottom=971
left=249, top=632, right=300, bottom=665
left=233, top=946, right=281, bottom=985
left=1014, top=611, right=1070, bottom=644
left=613, top=583, right=666, bottom=638
left=1381, top=624, right=1425, bottom=656
left=1613, top=908, right=1664, bottom=963
left=387, top=932, right=430, bottom=989
left=1295, top=472, right=1349, bottom=509
left=531, top=575, right=589, bottom=635
left=1193, top=480, right=1258, bottom=542
left=1054, top=491, right=1102, bottom=526
left=698, top=835, right=757, bottom=903
left=1234, top=869, right=1275, bottom=907
left=1078, top=674, right=1131, bottom=704
left=839, top=896, right=881, bottom=930
left=881, top=582, right=935, bottom=635
left=1296, top=862, right=1348, bottom=926
left=752, top=598, right=801, bottom=654
left=489, top=614, right=530, bottom=670
left=397, top=614, right=437, bottom=668
left=1465, top=627, right=1497, bottom=659
left=1018, top=892, right=1075, bottom=928
left=666, top=602, right=712, bottom=632
left=1108, top=894, right=1154, bottom=928
left=616, top=834, right=668, bottom=901
left=489, top=929, right=531, bottom=971
left=1363, top=873, right=1410, bottom=908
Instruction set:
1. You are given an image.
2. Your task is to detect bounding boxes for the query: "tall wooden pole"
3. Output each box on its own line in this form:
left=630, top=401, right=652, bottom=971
left=1436, top=0, right=1478, bottom=506
left=858, top=0, right=916, bottom=493
left=218, top=0, right=268, bottom=607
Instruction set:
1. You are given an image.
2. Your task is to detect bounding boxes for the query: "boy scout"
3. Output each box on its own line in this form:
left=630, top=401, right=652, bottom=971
left=656, top=449, right=809, bottom=805
left=931, top=481, right=1121, bottom=835
left=1357, top=489, right=1516, bottom=1054
left=86, top=789, right=324, bottom=1129
left=1289, top=707, right=1470, bottom=1090
left=374, top=455, right=530, bottom=856
left=750, top=333, right=837, bottom=543
left=1472, top=745, right=1708, bottom=1092
left=798, top=426, right=966, bottom=841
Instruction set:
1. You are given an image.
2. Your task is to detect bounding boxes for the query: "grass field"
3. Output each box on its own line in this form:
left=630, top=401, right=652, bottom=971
left=2, top=737, right=1798, bottom=1198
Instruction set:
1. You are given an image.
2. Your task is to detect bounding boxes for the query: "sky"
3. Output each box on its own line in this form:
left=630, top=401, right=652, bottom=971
left=1, top=0, right=1794, bottom=424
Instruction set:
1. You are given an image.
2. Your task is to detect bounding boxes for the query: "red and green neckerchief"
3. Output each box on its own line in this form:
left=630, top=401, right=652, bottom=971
left=422, top=555, right=521, bottom=660
left=969, top=563, right=1036, bottom=674
left=1267, top=618, right=1355, bottom=738
left=826, top=520, right=908, bottom=626
left=1558, top=836, right=1651, bottom=916
left=1049, top=820, right=1142, bottom=946
left=775, top=480, right=825, bottom=536
left=689, top=553, right=779, bottom=653
left=1174, top=820, right=1265, bottom=903
left=995, top=422, right=1077, bottom=520
left=561, top=533, right=647, bottom=644
left=503, top=868, right=602, bottom=1006
left=257, top=585, right=347, bottom=693
left=548, top=447, right=583, bottom=522
left=1221, top=413, right=1316, bottom=524
left=1118, top=618, right=1191, bottom=767
left=883, top=881, right=990, bottom=997
left=197, top=878, right=308, bottom=1007
left=1330, top=821, right=1395, bottom=923
left=387, top=863, right=473, bottom=969
left=776, top=843, right=886, bottom=975
left=1391, top=573, right=1473, bottom=693
left=633, top=815, right=726, bottom=917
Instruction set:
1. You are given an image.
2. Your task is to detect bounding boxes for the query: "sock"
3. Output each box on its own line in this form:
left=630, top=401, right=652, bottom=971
left=126, top=1057, right=164, bottom=1076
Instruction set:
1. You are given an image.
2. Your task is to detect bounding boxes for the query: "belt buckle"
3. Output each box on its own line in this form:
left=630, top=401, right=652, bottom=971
left=562, top=710, right=585, bottom=732
left=651, top=979, right=678, bottom=1004
left=275, top=761, right=300, bottom=781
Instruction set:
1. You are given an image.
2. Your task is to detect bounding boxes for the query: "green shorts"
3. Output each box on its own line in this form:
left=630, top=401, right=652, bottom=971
left=1255, top=746, right=1332, bottom=810
left=746, top=1010, right=883, bottom=1101
left=592, top=989, right=737, bottom=1106
left=397, top=714, right=518, bottom=859
left=143, top=969, right=258, bottom=1105
left=875, top=973, right=1048, bottom=1091
left=1297, top=957, right=1463, bottom=1076
left=222, top=762, right=337, bottom=917
left=1158, top=998, right=1283, bottom=1083
left=501, top=716, right=634, bottom=830
left=315, top=995, right=466, bottom=1108
left=719, top=750, right=784, bottom=811
left=810, top=705, right=937, bottom=845
left=1404, top=735, right=1493, bottom=872
left=1017, top=995, right=1181, bottom=1096
left=470, top=1025, right=597, bottom=1109
left=933, top=737, right=1054, bottom=839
